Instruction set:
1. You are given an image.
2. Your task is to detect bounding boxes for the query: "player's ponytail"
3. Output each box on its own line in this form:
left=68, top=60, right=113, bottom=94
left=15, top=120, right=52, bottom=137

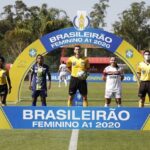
left=116, top=63, right=119, bottom=69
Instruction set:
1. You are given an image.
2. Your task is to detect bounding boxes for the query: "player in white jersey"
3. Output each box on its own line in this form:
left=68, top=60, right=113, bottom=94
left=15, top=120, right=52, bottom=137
left=102, top=57, right=124, bottom=107
left=58, top=61, right=68, bottom=87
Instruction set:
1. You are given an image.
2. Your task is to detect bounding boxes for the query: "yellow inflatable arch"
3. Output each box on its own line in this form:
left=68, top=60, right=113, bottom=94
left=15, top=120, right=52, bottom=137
left=7, top=27, right=143, bottom=103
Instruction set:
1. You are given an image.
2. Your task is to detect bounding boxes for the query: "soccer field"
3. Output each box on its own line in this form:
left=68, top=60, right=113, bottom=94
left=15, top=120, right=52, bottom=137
left=0, top=82, right=150, bottom=150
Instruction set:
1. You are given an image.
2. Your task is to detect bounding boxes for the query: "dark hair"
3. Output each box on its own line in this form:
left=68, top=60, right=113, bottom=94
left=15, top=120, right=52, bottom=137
left=143, top=50, right=150, bottom=54
left=0, top=56, right=5, bottom=63
left=36, top=54, right=43, bottom=58
left=36, top=54, right=44, bottom=60
left=0, top=56, right=5, bottom=69
left=74, top=45, right=81, bottom=49
left=35, top=54, right=44, bottom=64
left=110, top=57, right=119, bottom=69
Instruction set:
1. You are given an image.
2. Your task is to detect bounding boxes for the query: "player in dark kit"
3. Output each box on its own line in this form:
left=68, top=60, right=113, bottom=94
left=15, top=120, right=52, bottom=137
left=29, top=54, right=51, bottom=106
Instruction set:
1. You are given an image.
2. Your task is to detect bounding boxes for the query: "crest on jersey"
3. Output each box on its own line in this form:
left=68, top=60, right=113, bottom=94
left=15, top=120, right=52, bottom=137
left=73, top=11, right=90, bottom=31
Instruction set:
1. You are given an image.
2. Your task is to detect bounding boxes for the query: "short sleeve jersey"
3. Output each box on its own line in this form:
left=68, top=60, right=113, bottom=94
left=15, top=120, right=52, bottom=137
left=66, top=56, right=90, bottom=77
left=0, top=69, right=7, bottom=85
left=31, top=64, right=50, bottom=90
left=59, top=64, right=67, bottom=73
left=103, top=65, right=124, bottom=91
left=137, top=61, right=150, bottom=81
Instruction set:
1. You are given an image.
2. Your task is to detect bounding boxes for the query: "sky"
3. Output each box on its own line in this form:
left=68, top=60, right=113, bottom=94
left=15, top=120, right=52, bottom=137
left=0, top=0, right=150, bottom=32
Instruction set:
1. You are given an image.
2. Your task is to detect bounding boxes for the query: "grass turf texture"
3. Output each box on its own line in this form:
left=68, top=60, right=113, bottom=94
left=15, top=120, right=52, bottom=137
left=19, top=82, right=143, bottom=107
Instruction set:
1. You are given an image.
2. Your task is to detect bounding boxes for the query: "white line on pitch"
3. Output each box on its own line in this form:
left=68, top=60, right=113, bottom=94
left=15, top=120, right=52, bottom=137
left=68, top=129, right=79, bottom=150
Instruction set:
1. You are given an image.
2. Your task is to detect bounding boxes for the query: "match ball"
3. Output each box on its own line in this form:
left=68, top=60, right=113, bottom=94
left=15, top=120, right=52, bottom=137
left=77, top=71, right=89, bottom=80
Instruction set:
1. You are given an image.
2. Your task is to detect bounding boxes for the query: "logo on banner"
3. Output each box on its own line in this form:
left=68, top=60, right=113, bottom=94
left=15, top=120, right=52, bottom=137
left=126, top=49, right=133, bottom=58
left=73, top=11, right=90, bottom=31
left=29, top=48, right=37, bottom=57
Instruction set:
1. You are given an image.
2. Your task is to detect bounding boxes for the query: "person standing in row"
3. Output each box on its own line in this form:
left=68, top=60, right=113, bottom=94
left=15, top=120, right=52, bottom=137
left=29, top=54, right=51, bottom=106
left=66, top=45, right=90, bottom=107
left=58, top=61, right=68, bottom=87
left=137, top=50, right=150, bottom=107
left=102, top=57, right=124, bottom=107
left=0, top=56, right=12, bottom=106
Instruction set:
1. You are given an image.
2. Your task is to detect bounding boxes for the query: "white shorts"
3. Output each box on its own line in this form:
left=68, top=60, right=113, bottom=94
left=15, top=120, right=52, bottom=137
left=59, top=72, right=67, bottom=80
left=105, top=90, right=121, bottom=99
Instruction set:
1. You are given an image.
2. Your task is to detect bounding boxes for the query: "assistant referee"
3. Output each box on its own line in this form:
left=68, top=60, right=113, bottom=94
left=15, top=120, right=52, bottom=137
left=137, top=50, right=150, bottom=107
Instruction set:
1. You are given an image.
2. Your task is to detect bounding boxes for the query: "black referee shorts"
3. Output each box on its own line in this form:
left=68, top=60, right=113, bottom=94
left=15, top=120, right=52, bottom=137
left=138, top=81, right=150, bottom=98
left=0, top=84, right=8, bottom=96
left=69, top=76, right=87, bottom=96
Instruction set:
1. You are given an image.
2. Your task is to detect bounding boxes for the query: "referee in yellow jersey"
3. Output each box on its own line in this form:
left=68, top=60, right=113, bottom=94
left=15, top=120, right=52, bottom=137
left=66, top=45, right=90, bottom=107
left=137, top=50, right=150, bottom=107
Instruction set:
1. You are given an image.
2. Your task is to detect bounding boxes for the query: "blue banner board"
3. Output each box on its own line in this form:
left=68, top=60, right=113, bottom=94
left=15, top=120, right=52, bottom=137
left=51, top=73, right=136, bottom=82
left=1, top=107, right=150, bottom=130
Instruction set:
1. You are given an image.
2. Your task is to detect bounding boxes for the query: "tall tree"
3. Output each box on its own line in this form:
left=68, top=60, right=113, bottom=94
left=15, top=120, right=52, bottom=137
left=113, top=1, right=150, bottom=50
left=0, top=1, right=71, bottom=63
left=1, top=5, right=14, bottom=23
left=38, top=5, right=70, bottom=36
left=4, top=27, right=32, bottom=61
left=27, top=4, right=71, bottom=37
left=90, top=0, right=109, bottom=28
left=14, top=0, right=27, bottom=21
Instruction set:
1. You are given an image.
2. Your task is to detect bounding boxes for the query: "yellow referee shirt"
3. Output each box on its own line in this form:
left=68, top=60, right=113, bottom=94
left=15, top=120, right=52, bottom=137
left=0, top=69, right=7, bottom=85
left=67, top=56, right=90, bottom=77
left=137, top=61, right=150, bottom=81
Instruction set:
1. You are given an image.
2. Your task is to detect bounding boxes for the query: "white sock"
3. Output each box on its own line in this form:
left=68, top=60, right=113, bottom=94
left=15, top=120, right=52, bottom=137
left=64, top=80, right=67, bottom=86
left=104, top=103, right=109, bottom=107
left=58, top=80, right=61, bottom=87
